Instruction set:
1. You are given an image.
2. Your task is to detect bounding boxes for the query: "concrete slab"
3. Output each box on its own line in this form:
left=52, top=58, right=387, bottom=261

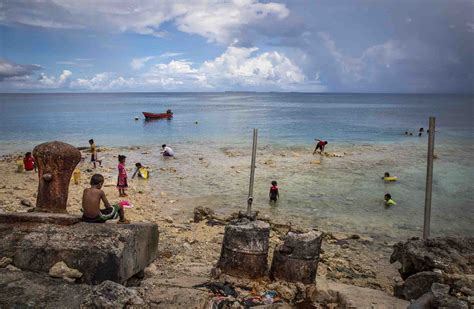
left=315, top=278, right=409, bottom=308
left=0, top=212, right=81, bottom=225
left=0, top=221, right=159, bottom=284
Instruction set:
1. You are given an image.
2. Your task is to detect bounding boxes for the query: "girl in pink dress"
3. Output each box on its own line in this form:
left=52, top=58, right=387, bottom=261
left=117, top=155, right=128, bottom=197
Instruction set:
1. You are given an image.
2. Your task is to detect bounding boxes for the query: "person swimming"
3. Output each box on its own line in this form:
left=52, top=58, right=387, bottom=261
left=384, top=193, right=397, bottom=206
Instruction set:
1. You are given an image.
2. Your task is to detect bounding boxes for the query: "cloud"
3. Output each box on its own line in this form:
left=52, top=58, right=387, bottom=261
left=174, top=1, right=289, bottom=43
left=130, top=56, right=155, bottom=70
left=319, top=32, right=406, bottom=84
left=201, top=46, right=306, bottom=88
left=467, top=22, right=474, bottom=33
left=0, top=59, right=43, bottom=81
left=1, top=0, right=289, bottom=44
left=130, top=52, right=183, bottom=70
left=70, top=46, right=323, bottom=91
left=0, top=68, right=73, bottom=91
left=56, top=58, right=94, bottom=67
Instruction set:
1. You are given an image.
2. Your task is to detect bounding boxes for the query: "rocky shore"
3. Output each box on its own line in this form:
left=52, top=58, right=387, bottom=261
left=0, top=147, right=472, bottom=308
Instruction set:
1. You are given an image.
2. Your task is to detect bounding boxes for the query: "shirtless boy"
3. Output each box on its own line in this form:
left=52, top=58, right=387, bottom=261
left=82, top=174, right=130, bottom=224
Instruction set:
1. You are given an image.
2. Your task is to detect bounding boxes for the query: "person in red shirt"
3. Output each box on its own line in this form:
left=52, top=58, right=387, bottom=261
left=313, top=139, right=328, bottom=154
left=23, top=152, right=36, bottom=172
left=269, top=180, right=279, bottom=203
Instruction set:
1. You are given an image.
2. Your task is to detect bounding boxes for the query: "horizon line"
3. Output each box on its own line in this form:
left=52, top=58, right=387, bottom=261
left=1, top=91, right=473, bottom=95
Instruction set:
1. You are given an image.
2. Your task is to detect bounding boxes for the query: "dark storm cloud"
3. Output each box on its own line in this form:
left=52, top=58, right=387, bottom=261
left=271, top=0, right=474, bottom=93
left=0, top=59, right=43, bottom=81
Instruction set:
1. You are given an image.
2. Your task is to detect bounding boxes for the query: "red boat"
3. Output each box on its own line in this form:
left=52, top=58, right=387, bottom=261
left=142, top=111, right=173, bottom=119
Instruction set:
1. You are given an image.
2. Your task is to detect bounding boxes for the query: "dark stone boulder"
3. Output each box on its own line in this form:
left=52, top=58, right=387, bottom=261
left=0, top=221, right=159, bottom=284
left=193, top=206, right=215, bottom=222
left=394, top=271, right=443, bottom=300
left=407, top=292, right=434, bottom=309
left=390, top=237, right=473, bottom=279
left=431, top=283, right=469, bottom=309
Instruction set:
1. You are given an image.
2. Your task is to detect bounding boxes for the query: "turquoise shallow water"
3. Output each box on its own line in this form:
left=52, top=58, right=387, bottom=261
left=0, top=92, right=472, bottom=238
left=0, top=92, right=472, bottom=152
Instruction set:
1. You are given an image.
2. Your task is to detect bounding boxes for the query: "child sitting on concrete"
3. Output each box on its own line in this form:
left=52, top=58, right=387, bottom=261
left=82, top=174, right=130, bottom=224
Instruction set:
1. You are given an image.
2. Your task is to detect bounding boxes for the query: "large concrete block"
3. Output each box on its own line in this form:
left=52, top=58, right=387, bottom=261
left=0, top=222, right=159, bottom=284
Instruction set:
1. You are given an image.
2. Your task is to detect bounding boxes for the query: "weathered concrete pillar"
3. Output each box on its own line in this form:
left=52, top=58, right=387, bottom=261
left=33, top=141, right=81, bottom=213
left=270, top=230, right=323, bottom=284
left=217, top=219, right=270, bottom=278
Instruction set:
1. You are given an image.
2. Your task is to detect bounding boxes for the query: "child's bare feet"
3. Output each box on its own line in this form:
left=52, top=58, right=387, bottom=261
left=122, top=193, right=129, bottom=197
left=117, top=219, right=130, bottom=224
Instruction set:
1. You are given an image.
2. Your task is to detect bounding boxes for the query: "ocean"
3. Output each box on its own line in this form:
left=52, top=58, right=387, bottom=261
left=0, top=92, right=473, bottom=238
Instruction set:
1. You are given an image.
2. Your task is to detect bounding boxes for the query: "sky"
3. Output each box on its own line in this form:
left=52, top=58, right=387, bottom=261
left=0, top=0, right=473, bottom=93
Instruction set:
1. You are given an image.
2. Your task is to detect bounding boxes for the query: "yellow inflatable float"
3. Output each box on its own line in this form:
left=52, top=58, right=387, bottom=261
left=383, top=176, right=397, bottom=181
left=139, top=167, right=149, bottom=179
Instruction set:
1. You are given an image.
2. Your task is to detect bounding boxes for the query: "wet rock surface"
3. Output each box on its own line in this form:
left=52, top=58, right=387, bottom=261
left=391, top=237, right=473, bottom=306
left=390, top=237, right=473, bottom=279
left=83, top=280, right=145, bottom=308
left=0, top=268, right=92, bottom=308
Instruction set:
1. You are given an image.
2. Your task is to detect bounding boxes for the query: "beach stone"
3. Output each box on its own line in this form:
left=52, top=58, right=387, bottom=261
left=82, top=280, right=144, bottom=308
left=20, top=199, right=33, bottom=207
left=390, top=237, right=474, bottom=279
left=0, top=221, right=159, bottom=284
left=217, top=219, right=270, bottom=279
left=33, top=141, right=81, bottom=213
left=6, top=264, right=20, bottom=272
left=270, top=230, right=323, bottom=284
left=48, top=261, right=83, bottom=279
left=407, top=292, right=435, bottom=309
left=394, top=271, right=443, bottom=300
left=193, top=206, right=215, bottom=222
left=0, top=257, right=12, bottom=268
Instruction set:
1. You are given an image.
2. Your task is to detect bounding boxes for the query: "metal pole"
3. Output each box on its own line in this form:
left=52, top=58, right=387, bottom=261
left=423, top=117, right=435, bottom=240
left=247, top=128, right=258, bottom=216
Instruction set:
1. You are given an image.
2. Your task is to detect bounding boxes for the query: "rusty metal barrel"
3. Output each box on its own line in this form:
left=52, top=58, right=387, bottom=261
left=217, top=219, right=270, bottom=279
left=33, top=141, right=81, bottom=213
left=270, top=230, right=323, bottom=284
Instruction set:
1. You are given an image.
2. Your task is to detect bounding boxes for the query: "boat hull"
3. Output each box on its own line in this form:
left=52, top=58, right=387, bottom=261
left=142, top=112, right=173, bottom=119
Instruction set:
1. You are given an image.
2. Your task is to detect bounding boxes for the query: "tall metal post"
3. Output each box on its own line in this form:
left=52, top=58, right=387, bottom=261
left=423, top=117, right=436, bottom=240
left=247, top=128, right=258, bottom=216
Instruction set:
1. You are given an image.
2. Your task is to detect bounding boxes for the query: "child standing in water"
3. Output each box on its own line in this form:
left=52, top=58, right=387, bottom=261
left=313, top=139, right=328, bottom=154
left=269, top=180, right=279, bottom=203
left=117, top=155, right=128, bottom=197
